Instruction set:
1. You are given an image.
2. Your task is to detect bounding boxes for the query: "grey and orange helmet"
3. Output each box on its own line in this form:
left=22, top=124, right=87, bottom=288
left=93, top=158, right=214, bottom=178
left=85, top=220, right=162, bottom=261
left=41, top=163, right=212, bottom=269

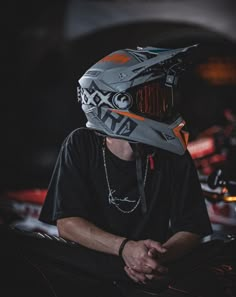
left=78, top=45, right=197, bottom=155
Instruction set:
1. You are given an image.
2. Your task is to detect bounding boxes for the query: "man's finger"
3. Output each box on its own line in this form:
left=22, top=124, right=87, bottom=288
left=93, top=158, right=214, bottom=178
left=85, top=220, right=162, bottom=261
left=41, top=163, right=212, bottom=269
left=148, top=248, right=158, bottom=258
left=125, top=267, right=147, bottom=284
left=131, top=264, right=153, bottom=274
left=145, top=273, right=155, bottom=280
left=144, top=258, right=169, bottom=275
left=157, top=266, right=168, bottom=274
left=144, top=257, right=161, bottom=271
left=149, top=241, right=167, bottom=253
left=124, top=266, right=139, bottom=283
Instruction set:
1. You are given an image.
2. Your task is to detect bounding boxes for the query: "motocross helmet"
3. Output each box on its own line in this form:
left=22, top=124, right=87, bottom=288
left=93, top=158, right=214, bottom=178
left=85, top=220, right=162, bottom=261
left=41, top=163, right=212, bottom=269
left=78, top=44, right=197, bottom=155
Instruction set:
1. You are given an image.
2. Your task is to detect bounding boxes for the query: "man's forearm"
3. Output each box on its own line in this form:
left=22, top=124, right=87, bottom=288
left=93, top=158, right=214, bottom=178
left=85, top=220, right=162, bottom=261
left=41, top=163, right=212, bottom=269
left=57, top=216, right=125, bottom=256
left=159, top=231, right=201, bottom=264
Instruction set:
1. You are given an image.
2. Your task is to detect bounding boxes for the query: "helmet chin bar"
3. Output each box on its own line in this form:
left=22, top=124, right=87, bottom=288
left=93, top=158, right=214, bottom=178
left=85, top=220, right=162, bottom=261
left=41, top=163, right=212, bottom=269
left=84, top=104, right=188, bottom=155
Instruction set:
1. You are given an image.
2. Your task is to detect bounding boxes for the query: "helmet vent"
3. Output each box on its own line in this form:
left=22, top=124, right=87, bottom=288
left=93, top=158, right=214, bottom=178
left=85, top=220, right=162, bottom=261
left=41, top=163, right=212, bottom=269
left=85, top=70, right=101, bottom=77
left=162, top=133, right=175, bottom=141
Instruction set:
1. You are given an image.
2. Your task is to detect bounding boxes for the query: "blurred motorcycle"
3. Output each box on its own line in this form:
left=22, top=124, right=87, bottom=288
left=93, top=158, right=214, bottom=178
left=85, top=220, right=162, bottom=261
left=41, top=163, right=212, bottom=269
left=200, top=169, right=236, bottom=238
left=188, top=108, right=236, bottom=235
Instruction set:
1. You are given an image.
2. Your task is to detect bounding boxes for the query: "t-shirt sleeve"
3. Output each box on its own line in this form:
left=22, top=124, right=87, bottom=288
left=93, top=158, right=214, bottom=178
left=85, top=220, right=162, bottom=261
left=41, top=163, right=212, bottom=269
left=170, top=150, right=213, bottom=237
left=39, top=130, right=94, bottom=225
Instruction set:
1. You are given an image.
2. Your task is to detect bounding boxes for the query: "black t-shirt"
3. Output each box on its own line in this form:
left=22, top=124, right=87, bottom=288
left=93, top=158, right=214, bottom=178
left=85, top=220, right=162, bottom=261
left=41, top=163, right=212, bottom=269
left=39, top=128, right=212, bottom=243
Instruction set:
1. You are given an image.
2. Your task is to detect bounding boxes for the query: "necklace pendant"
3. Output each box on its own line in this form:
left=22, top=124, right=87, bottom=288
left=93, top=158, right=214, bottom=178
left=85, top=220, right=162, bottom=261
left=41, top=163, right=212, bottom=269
left=108, top=190, right=115, bottom=204
left=102, top=145, right=148, bottom=214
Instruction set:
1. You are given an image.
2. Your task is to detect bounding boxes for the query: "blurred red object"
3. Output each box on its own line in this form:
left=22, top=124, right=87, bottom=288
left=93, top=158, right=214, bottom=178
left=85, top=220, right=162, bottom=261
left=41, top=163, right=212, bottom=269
left=4, top=189, right=47, bottom=205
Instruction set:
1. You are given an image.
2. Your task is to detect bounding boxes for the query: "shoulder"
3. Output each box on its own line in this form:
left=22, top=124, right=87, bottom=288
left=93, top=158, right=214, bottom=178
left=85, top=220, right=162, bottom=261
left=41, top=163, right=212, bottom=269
left=157, top=148, right=195, bottom=171
left=174, top=149, right=195, bottom=168
left=62, top=127, right=102, bottom=150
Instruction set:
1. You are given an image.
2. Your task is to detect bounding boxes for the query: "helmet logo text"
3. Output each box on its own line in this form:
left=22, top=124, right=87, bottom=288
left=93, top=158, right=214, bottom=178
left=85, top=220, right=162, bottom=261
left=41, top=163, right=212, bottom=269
left=81, top=82, right=113, bottom=108
left=97, top=109, right=137, bottom=136
left=117, top=118, right=137, bottom=136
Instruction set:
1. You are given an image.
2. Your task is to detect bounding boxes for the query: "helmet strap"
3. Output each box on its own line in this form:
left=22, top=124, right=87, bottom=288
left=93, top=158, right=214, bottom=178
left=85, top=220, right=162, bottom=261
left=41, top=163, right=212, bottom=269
left=133, top=143, right=147, bottom=215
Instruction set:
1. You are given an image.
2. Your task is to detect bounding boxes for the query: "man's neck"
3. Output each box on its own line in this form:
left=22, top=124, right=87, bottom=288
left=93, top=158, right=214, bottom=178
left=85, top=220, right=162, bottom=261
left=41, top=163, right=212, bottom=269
left=105, top=137, right=135, bottom=161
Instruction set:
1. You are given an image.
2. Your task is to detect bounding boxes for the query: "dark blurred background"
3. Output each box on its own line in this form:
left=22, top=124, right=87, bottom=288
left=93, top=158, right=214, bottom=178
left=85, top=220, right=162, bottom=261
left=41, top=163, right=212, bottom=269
left=1, top=0, right=236, bottom=191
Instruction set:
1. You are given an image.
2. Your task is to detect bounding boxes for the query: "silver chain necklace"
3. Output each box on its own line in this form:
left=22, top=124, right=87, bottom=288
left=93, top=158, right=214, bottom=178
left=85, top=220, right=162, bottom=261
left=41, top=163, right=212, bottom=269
left=102, top=143, right=149, bottom=214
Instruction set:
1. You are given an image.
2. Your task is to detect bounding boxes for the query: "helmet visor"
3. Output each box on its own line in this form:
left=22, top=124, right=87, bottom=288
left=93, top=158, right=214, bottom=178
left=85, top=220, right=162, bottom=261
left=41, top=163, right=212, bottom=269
left=128, top=80, right=175, bottom=122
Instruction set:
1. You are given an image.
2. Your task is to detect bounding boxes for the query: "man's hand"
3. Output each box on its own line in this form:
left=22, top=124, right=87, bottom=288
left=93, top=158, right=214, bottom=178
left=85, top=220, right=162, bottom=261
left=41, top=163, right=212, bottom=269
left=122, top=239, right=168, bottom=284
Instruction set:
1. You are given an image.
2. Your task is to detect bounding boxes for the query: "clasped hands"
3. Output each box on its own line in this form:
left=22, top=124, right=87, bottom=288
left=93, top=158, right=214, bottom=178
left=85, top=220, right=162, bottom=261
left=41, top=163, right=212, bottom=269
left=122, top=239, right=168, bottom=284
